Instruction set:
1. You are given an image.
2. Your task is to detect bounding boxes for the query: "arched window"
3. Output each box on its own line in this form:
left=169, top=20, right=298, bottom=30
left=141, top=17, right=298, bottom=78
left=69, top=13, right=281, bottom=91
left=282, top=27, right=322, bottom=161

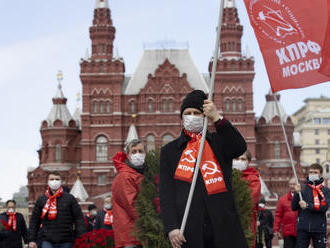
left=238, top=99, right=243, bottom=112
left=168, top=99, right=174, bottom=112
left=130, top=101, right=135, bottom=113
left=106, top=102, right=111, bottom=113
left=99, top=64, right=103, bottom=73
left=96, top=136, right=108, bottom=161
left=55, top=144, right=61, bottom=162
left=225, top=99, right=230, bottom=112
left=162, top=99, right=167, bottom=112
left=93, top=102, right=98, bottom=113
left=99, top=102, right=104, bottom=113
left=162, top=134, right=174, bottom=146
left=146, top=135, right=155, bottom=152
left=232, top=99, right=236, bottom=112
left=148, top=100, right=153, bottom=112
left=274, top=141, right=280, bottom=159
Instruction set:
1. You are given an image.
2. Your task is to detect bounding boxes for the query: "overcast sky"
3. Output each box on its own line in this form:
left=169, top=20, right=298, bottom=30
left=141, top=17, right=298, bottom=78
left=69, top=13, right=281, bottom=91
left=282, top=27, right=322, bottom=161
left=0, top=0, right=328, bottom=201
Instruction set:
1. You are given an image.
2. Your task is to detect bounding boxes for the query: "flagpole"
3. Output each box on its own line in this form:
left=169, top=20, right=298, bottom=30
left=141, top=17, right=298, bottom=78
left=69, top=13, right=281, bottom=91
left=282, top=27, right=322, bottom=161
left=271, top=90, right=303, bottom=201
left=180, top=0, right=225, bottom=234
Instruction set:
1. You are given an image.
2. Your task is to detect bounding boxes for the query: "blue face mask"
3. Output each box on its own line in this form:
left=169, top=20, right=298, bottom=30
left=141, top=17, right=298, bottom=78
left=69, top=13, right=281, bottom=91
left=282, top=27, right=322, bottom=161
left=308, top=174, right=320, bottom=182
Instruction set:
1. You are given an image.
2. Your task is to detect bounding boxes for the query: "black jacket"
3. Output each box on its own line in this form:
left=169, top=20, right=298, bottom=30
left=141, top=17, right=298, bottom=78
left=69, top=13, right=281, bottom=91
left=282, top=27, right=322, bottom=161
left=291, top=178, right=330, bottom=233
left=28, top=191, right=86, bottom=244
left=257, top=209, right=274, bottom=241
left=0, top=212, right=27, bottom=248
left=159, top=119, right=248, bottom=248
left=95, top=210, right=113, bottom=230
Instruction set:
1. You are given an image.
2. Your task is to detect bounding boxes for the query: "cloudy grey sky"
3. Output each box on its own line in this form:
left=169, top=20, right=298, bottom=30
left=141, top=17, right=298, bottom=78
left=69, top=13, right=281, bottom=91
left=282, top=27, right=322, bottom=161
left=0, top=0, right=328, bottom=201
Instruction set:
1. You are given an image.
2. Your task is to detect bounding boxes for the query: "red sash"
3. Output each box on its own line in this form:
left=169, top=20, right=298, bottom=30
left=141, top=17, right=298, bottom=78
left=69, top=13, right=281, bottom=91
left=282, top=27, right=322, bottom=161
left=41, top=187, right=63, bottom=220
left=308, top=184, right=326, bottom=211
left=104, top=209, right=113, bottom=226
left=174, top=130, right=227, bottom=195
left=6, top=211, right=17, bottom=231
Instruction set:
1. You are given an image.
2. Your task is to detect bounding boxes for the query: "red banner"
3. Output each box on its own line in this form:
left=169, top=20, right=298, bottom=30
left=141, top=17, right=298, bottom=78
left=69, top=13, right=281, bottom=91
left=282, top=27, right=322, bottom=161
left=243, top=0, right=330, bottom=92
left=320, top=0, right=330, bottom=77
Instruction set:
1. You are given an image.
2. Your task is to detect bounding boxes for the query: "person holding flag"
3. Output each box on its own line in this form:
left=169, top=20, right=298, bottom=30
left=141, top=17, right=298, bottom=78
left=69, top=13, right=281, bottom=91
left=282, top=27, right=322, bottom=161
left=0, top=200, right=28, bottom=248
left=159, top=90, right=248, bottom=248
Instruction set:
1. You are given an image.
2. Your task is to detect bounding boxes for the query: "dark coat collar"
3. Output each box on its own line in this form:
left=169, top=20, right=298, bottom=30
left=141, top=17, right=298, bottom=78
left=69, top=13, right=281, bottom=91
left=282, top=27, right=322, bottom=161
left=176, top=129, right=212, bottom=148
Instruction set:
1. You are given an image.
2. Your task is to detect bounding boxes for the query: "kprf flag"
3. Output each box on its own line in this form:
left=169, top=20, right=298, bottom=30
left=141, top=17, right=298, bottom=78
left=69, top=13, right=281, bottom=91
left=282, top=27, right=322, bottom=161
left=320, top=1, right=330, bottom=77
left=243, top=0, right=330, bottom=92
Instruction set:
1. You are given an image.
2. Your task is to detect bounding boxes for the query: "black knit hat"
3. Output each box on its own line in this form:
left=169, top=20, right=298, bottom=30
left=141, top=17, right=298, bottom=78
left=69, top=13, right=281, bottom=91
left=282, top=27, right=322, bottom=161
left=88, top=204, right=97, bottom=211
left=180, top=90, right=207, bottom=118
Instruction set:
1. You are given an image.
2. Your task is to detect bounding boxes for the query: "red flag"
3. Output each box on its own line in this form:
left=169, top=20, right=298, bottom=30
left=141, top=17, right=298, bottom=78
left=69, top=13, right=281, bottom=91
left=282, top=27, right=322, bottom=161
left=243, top=0, right=330, bottom=92
left=320, top=1, right=330, bottom=77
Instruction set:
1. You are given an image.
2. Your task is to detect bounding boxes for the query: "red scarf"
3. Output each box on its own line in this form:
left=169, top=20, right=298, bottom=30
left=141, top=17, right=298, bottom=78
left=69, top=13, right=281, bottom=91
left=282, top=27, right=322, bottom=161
left=174, top=130, right=227, bottom=195
left=308, top=184, right=326, bottom=211
left=103, top=209, right=113, bottom=226
left=6, top=211, right=17, bottom=231
left=41, top=187, right=64, bottom=220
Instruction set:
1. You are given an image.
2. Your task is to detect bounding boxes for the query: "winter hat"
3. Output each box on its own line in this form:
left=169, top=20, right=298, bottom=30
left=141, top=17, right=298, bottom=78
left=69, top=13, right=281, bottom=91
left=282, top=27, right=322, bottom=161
left=180, top=90, right=207, bottom=118
left=258, top=198, right=266, bottom=204
left=88, top=204, right=97, bottom=211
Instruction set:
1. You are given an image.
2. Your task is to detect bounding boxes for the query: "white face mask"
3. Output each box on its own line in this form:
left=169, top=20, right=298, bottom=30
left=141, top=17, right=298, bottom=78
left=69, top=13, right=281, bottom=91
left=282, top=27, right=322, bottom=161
left=232, top=160, right=248, bottom=171
left=183, top=115, right=204, bottom=133
left=308, top=174, right=320, bottom=182
left=104, top=204, right=112, bottom=210
left=48, top=180, right=62, bottom=191
left=7, top=208, right=15, bottom=213
left=91, top=210, right=97, bottom=216
left=258, top=203, right=265, bottom=208
left=129, top=153, right=146, bottom=166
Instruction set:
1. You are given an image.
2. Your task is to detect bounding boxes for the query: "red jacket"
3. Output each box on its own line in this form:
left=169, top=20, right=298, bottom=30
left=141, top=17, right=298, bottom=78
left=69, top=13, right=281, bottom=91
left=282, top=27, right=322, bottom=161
left=274, top=192, right=298, bottom=237
left=112, top=152, right=144, bottom=248
left=241, top=167, right=261, bottom=248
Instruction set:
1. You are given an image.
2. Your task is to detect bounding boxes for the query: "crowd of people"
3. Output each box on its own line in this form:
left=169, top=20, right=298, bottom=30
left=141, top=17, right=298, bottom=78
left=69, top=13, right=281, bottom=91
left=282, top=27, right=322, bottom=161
left=0, top=90, right=329, bottom=248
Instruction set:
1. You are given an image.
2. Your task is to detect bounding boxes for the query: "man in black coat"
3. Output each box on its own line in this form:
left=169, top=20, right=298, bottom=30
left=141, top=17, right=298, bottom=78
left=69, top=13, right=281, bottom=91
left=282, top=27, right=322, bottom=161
left=0, top=199, right=27, bottom=248
left=28, top=172, right=86, bottom=248
left=292, top=163, right=329, bottom=248
left=159, top=90, right=248, bottom=248
left=95, top=197, right=113, bottom=230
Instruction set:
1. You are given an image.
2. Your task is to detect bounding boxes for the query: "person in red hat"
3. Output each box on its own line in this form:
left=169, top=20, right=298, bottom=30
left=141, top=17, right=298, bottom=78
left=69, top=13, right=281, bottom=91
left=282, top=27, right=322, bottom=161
left=233, top=150, right=261, bottom=248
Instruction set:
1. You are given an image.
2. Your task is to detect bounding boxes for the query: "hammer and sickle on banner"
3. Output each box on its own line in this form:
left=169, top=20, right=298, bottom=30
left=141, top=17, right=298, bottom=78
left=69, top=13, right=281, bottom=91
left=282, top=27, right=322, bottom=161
left=202, top=161, right=220, bottom=177
left=181, top=150, right=196, bottom=163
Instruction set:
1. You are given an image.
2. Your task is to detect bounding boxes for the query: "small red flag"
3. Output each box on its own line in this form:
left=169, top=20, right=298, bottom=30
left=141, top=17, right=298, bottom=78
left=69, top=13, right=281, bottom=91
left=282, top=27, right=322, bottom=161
left=320, top=1, right=330, bottom=77
left=243, top=0, right=330, bottom=92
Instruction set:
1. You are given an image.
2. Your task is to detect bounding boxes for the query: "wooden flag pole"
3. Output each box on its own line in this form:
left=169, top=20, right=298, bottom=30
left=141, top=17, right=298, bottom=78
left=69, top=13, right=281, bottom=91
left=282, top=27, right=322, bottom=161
left=272, top=91, right=303, bottom=201
left=180, top=0, right=225, bottom=234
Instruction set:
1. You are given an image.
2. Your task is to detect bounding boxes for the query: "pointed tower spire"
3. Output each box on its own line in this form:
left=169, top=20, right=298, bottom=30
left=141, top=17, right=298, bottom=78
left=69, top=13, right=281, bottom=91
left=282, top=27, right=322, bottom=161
left=95, top=0, right=109, bottom=9
left=46, top=71, right=74, bottom=127
left=90, top=0, right=115, bottom=59
left=70, top=172, right=89, bottom=202
left=220, top=0, right=242, bottom=58
left=125, top=124, right=139, bottom=145
left=224, top=0, right=235, bottom=8
left=84, top=48, right=90, bottom=60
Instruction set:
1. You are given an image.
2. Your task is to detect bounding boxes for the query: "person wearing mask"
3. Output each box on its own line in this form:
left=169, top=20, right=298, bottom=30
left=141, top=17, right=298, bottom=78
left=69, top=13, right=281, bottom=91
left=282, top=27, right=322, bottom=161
left=273, top=178, right=298, bottom=248
left=256, top=198, right=274, bottom=248
left=95, top=198, right=113, bottom=230
left=0, top=200, right=28, bottom=248
left=111, top=139, right=145, bottom=248
left=159, top=90, right=248, bottom=248
left=292, top=163, right=330, bottom=248
left=233, top=150, right=261, bottom=248
left=85, top=204, right=97, bottom=232
left=28, top=172, right=86, bottom=248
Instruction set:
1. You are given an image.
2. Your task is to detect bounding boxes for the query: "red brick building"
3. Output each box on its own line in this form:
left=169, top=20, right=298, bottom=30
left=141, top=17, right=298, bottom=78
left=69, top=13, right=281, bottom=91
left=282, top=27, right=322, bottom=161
left=27, top=0, right=304, bottom=210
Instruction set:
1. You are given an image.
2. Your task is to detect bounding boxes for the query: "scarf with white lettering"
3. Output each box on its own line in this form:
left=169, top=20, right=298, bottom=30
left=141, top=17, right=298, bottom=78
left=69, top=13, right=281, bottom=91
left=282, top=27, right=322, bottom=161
left=103, top=209, right=113, bottom=226
left=307, top=184, right=326, bottom=211
left=6, top=211, right=17, bottom=231
left=174, top=130, right=227, bottom=195
left=41, top=187, right=63, bottom=220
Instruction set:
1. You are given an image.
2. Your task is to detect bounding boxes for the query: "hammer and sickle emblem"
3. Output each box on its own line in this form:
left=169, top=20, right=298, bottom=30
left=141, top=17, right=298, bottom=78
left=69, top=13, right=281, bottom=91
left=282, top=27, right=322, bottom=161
left=202, top=161, right=220, bottom=177
left=181, top=150, right=196, bottom=163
